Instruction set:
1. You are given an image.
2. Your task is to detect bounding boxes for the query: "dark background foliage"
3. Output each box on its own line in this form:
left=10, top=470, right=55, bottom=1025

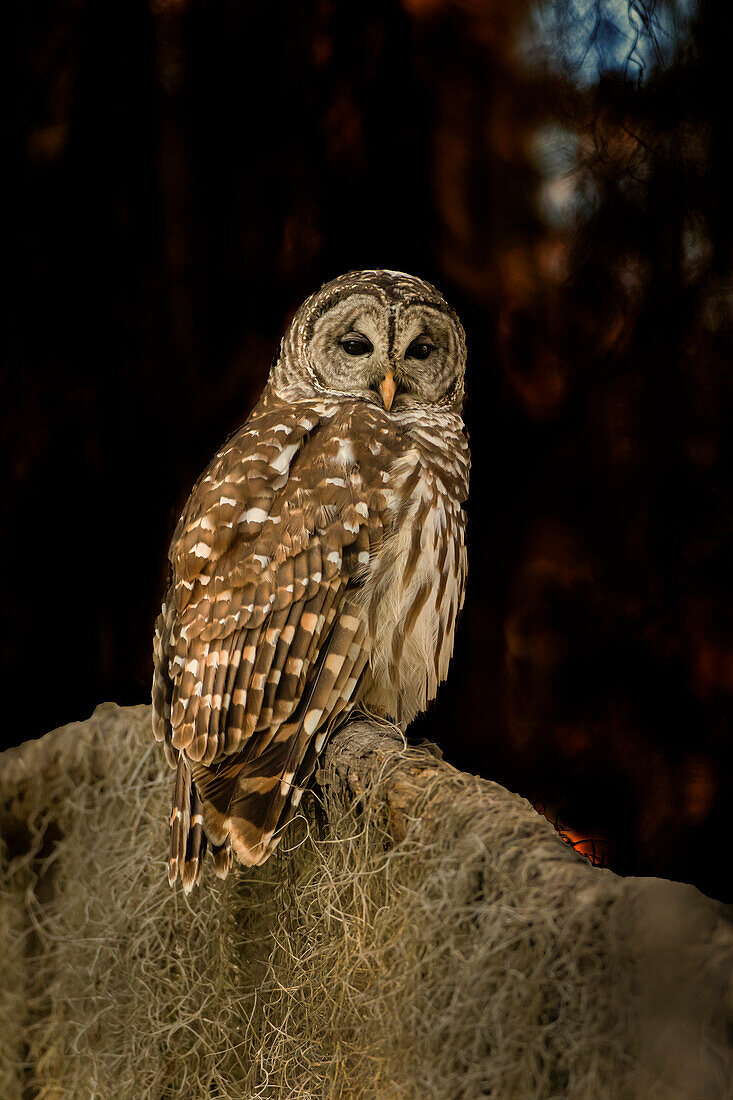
left=4, top=0, right=731, bottom=900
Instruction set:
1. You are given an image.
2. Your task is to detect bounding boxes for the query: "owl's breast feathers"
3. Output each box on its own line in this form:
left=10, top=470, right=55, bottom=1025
left=358, top=405, right=469, bottom=723
left=152, top=386, right=469, bottom=883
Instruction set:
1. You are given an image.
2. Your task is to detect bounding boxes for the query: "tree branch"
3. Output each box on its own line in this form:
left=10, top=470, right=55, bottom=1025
left=1, top=704, right=731, bottom=1099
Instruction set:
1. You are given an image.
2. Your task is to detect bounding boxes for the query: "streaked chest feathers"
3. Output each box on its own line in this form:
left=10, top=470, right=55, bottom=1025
left=327, top=410, right=469, bottom=725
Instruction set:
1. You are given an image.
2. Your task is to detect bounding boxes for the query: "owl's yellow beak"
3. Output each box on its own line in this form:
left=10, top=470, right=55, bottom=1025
left=379, top=372, right=396, bottom=412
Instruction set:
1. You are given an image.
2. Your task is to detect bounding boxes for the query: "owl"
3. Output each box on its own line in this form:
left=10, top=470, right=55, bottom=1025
left=152, top=269, right=470, bottom=890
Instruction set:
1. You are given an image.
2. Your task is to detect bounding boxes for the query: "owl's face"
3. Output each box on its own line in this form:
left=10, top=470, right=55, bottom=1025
left=273, top=270, right=466, bottom=412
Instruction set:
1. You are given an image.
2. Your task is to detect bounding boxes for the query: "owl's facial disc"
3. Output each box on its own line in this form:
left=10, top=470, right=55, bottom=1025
left=393, top=305, right=464, bottom=406
left=308, top=295, right=463, bottom=409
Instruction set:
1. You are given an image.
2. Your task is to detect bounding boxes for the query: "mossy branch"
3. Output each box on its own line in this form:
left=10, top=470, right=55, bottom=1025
left=1, top=704, right=731, bottom=1099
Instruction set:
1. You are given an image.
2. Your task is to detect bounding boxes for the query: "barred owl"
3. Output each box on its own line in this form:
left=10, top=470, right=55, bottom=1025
left=152, top=270, right=470, bottom=890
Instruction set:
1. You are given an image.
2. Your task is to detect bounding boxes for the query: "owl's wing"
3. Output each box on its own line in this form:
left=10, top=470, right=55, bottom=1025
left=152, top=391, right=391, bottom=872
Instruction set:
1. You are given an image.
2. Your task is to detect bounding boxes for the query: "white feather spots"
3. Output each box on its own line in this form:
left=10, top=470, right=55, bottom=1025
left=252, top=554, right=270, bottom=569
left=244, top=507, right=268, bottom=524
left=335, top=439, right=355, bottom=465
left=326, top=550, right=341, bottom=565
left=368, top=441, right=382, bottom=455
left=304, top=709, right=323, bottom=736
left=280, top=771, right=295, bottom=796
left=343, top=520, right=359, bottom=535
left=291, top=787, right=303, bottom=807
left=272, top=423, right=292, bottom=434
left=355, top=501, right=369, bottom=518
left=358, top=551, right=370, bottom=565
left=220, top=496, right=237, bottom=508
left=315, top=730, right=328, bottom=752
left=312, top=571, right=322, bottom=584
left=270, top=442, right=299, bottom=474
left=325, top=476, right=346, bottom=487
left=413, top=478, right=432, bottom=503
left=192, top=542, right=211, bottom=559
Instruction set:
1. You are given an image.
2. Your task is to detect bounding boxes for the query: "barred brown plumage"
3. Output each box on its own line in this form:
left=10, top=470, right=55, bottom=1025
left=152, top=269, right=470, bottom=890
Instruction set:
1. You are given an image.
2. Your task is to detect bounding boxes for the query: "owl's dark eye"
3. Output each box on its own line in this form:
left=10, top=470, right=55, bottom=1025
left=341, top=336, right=373, bottom=356
left=406, top=340, right=434, bottom=360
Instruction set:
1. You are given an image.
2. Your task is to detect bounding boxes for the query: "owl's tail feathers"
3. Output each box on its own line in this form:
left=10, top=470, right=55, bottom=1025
left=211, top=840, right=233, bottom=879
left=191, top=746, right=284, bottom=868
left=194, top=715, right=352, bottom=868
left=229, top=740, right=306, bottom=867
left=189, top=729, right=313, bottom=868
left=168, top=757, right=189, bottom=886
left=168, top=757, right=228, bottom=892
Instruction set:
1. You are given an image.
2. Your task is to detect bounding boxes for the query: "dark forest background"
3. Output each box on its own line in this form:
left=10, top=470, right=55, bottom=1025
left=4, top=0, right=732, bottom=901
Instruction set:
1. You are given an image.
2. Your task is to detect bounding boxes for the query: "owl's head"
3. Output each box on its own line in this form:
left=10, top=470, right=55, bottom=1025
left=271, top=270, right=466, bottom=412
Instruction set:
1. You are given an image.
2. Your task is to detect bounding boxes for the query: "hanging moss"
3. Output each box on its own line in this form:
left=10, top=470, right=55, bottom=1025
left=1, top=704, right=730, bottom=1099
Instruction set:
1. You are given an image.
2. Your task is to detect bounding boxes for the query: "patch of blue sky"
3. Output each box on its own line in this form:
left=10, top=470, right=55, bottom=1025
left=520, top=0, right=696, bottom=86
